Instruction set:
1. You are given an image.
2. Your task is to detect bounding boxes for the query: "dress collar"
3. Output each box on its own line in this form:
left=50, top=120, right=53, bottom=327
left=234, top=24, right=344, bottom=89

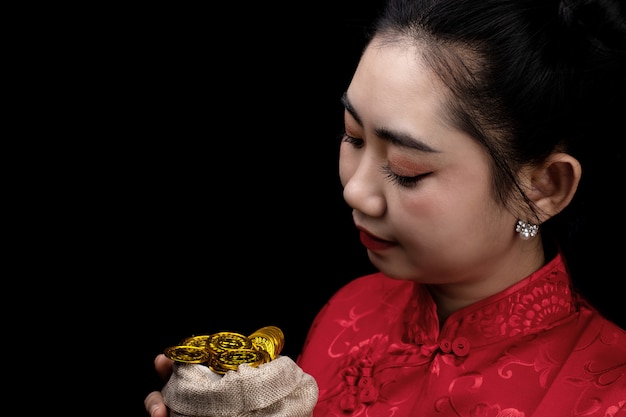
left=404, top=254, right=575, bottom=356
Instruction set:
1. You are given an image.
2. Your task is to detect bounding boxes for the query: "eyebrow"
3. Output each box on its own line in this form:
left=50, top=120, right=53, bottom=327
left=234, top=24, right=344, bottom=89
left=341, top=92, right=440, bottom=153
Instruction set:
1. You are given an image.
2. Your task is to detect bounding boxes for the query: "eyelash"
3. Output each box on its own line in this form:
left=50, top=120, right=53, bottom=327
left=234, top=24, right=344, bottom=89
left=341, top=133, right=363, bottom=148
left=341, top=132, right=431, bottom=188
left=382, top=166, right=430, bottom=188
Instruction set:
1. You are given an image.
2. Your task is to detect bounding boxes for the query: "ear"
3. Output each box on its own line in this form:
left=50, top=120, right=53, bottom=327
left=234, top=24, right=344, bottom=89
left=524, top=153, right=582, bottom=223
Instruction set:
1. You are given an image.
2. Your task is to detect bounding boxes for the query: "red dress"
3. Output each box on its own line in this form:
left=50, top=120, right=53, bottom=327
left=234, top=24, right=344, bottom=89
left=297, top=254, right=626, bottom=416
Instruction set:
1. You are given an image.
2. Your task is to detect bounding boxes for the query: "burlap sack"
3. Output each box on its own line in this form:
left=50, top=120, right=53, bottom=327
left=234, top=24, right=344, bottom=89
left=162, top=356, right=319, bottom=417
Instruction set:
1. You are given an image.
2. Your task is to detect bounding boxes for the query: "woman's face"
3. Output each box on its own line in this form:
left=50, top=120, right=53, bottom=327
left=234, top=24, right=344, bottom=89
left=340, top=38, right=537, bottom=286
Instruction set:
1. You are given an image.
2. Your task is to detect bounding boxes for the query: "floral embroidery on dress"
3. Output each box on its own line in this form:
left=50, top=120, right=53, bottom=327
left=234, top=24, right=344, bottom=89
left=506, top=270, right=572, bottom=337
left=446, top=265, right=575, bottom=349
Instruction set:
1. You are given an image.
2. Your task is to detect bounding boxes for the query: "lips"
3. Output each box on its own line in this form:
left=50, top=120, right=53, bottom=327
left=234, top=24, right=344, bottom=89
left=359, top=229, right=395, bottom=251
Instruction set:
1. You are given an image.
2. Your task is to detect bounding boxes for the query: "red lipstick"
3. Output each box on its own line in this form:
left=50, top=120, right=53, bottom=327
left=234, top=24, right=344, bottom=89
left=359, top=230, right=395, bottom=251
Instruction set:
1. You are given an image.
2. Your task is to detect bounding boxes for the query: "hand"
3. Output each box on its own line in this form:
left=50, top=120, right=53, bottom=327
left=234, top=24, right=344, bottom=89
left=144, top=354, right=174, bottom=417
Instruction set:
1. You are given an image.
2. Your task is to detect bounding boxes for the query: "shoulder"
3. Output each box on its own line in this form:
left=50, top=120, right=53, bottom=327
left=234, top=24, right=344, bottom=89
left=310, top=272, right=417, bottom=326
left=298, top=273, right=419, bottom=365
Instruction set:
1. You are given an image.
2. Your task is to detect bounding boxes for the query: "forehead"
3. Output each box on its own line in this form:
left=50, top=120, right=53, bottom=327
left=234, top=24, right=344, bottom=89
left=348, top=37, right=454, bottom=133
left=346, top=35, right=493, bottom=164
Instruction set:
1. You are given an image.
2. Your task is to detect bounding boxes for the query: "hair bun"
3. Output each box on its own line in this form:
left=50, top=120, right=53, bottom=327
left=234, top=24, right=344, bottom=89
left=557, top=0, right=626, bottom=50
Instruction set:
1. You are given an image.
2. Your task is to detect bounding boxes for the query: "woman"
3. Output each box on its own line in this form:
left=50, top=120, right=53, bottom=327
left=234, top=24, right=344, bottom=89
left=146, top=0, right=626, bottom=415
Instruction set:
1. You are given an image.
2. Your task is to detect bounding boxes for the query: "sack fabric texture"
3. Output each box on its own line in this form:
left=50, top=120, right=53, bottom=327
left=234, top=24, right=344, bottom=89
left=162, top=356, right=319, bottom=417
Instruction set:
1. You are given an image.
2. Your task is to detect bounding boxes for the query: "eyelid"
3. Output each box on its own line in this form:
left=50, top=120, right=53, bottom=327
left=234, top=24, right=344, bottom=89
left=340, top=123, right=432, bottom=188
left=382, top=165, right=432, bottom=188
left=341, top=132, right=364, bottom=147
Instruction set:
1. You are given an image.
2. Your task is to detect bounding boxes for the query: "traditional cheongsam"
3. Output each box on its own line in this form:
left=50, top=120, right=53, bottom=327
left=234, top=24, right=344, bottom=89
left=297, top=254, right=626, bottom=417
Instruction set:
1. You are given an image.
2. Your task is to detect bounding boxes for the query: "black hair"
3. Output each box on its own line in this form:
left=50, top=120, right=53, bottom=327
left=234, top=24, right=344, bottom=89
left=371, top=0, right=626, bottom=326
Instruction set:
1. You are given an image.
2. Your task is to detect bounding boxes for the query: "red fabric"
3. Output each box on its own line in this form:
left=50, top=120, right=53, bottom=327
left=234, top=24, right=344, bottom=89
left=297, top=254, right=626, bottom=416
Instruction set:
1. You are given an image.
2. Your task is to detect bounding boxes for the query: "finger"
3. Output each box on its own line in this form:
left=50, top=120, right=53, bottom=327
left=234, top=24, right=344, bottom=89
left=144, top=391, right=168, bottom=417
left=154, top=353, right=174, bottom=381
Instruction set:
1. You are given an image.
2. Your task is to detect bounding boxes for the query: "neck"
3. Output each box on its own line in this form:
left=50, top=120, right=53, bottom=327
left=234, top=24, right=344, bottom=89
left=428, top=243, right=546, bottom=322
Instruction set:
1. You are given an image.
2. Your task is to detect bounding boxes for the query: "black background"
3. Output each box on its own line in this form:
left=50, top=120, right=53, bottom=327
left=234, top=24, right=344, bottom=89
left=84, top=2, right=386, bottom=416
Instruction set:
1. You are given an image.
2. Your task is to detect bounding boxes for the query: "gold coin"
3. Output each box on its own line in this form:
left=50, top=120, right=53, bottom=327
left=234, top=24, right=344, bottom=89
left=218, top=348, right=270, bottom=367
left=206, top=332, right=253, bottom=355
left=208, top=348, right=270, bottom=374
left=248, top=326, right=284, bottom=359
left=166, top=326, right=284, bottom=373
left=208, top=355, right=241, bottom=374
left=180, top=334, right=212, bottom=347
left=207, top=355, right=230, bottom=375
left=164, top=345, right=210, bottom=364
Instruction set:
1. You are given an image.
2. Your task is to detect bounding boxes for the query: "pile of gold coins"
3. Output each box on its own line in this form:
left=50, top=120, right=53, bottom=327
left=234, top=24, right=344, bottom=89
left=164, top=326, right=285, bottom=375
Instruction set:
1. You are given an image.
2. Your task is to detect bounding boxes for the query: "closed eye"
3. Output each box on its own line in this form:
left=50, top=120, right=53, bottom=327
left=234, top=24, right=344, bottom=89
left=341, top=132, right=364, bottom=148
left=382, top=165, right=432, bottom=188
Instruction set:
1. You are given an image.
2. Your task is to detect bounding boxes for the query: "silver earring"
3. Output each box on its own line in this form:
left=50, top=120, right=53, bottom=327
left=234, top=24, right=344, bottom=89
left=515, top=220, right=539, bottom=240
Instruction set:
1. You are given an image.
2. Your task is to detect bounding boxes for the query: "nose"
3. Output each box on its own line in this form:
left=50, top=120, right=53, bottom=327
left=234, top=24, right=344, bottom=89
left=341, top=156, right=386, bottom=217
